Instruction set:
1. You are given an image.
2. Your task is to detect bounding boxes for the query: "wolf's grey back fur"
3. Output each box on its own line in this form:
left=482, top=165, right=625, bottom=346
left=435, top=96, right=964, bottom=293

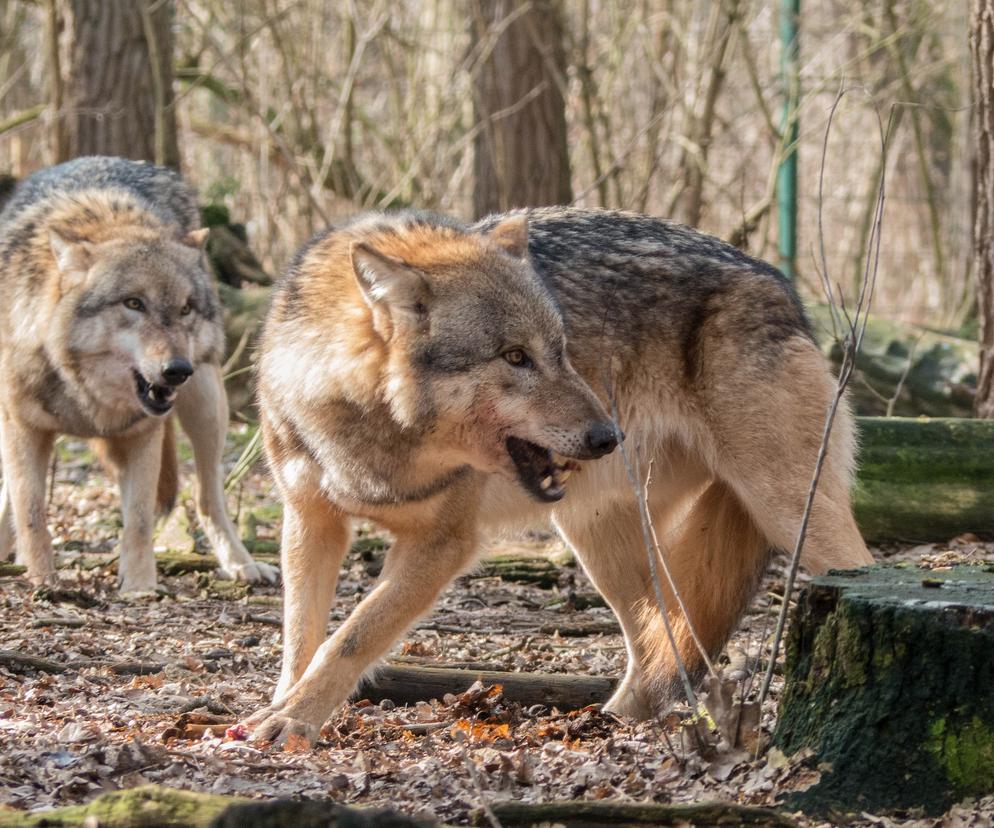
left=0, top=156, right=200, bottom=234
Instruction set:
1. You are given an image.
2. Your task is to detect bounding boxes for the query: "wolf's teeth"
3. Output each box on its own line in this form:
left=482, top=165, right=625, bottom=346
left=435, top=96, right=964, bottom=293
left=540, top=476, right=552, bottom=489
left=557, top=467, right=572, bottom=482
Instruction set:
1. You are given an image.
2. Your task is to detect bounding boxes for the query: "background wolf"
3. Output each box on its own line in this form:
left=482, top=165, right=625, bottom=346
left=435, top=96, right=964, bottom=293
left=0, top=156, right=277, bottom=592
left=243, top=208, right=873, bottom=744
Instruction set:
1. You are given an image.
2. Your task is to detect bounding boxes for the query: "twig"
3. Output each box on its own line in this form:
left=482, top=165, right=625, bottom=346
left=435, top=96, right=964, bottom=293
left=754, top=86, right=889, bottom=737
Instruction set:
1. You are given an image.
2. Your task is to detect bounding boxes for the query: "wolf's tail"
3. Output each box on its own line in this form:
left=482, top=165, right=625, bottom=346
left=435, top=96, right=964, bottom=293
left=156, top=419, right=179, bottom=517
left=637, top=480, right=769, bottom=703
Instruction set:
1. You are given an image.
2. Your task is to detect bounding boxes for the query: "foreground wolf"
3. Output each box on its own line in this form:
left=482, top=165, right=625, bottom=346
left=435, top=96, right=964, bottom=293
left=0, top=156, right=277, bottom=592
left=243, top=208, right=872, bottom=743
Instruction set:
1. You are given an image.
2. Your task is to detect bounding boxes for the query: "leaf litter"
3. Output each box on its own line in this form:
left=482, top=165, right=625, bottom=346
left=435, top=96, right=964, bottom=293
left=1, top=436, right=992, bottom=825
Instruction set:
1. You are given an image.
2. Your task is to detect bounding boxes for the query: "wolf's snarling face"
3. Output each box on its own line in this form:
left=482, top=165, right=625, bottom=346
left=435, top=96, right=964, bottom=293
left=352, top=217, right=618, bottom=502
left=49, top=230, right=221, bottom=419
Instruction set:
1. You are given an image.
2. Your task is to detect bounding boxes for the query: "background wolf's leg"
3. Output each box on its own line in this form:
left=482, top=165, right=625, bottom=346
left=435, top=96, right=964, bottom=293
left=0, top=480, right=14, bottom=562
left=273, top=496, right=350, bottom=702
left=0, top=414, right=55, bottom=583
left=245, top=515, right=478, bottom=745
left=109, top=427, right=164, bottom=593
left=175, top=363, right=278, bottom=584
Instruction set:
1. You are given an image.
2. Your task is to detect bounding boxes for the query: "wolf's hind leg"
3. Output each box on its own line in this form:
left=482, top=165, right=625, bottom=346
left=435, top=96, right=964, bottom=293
left=273, top=493, right=350, bottom=702
left=175, top=363, right=278, bottom=584
left=0, top=480, right=14, bottom=562
left=245, top=504, right=479, bottom=745
left=554, top=454, right=762, bottom=718
left=0, top=413, right=55, bottom=583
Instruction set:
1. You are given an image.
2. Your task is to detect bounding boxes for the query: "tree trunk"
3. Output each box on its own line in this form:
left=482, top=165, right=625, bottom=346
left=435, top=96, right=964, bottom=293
left=773, top=565, right=994, bottom=817
left=470, top=0, right=572, bottom=218
left=62, top=0, right=179, bottom=168
left=972, top=0, right=994, bottom=416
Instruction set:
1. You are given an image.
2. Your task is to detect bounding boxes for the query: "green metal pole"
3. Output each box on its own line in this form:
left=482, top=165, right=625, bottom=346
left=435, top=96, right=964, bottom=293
left=778, top=0, right=800, bottom=281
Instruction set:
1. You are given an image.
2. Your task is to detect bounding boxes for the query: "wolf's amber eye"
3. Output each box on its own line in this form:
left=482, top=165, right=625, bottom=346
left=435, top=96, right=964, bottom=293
left=123, top=297, right=145, bottom=312
left=503, top=349, right=532, bottom=368
left=180, top=301, right=193, bottom=316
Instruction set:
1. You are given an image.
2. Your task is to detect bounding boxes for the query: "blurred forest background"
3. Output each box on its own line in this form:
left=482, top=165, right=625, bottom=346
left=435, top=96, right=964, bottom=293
left=0, top=0, right=981, bottom=399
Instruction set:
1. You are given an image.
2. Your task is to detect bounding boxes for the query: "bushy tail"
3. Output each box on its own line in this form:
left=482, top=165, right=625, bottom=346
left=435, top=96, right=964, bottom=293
left=637, top=480, right=769, bottom=704
left=90, top=419, right=179, bottom=519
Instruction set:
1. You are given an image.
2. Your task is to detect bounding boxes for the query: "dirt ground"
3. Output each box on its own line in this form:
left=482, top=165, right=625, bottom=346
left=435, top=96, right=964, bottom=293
left=1, top=431, right=992, bottom=826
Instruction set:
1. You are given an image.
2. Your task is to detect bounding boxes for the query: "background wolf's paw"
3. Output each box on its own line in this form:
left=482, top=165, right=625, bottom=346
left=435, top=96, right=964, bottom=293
left=216, top=561, right=280, bottom=584
left=244, top=707, right=319, bottom=749
left=118, top=576, right=160, bottom=596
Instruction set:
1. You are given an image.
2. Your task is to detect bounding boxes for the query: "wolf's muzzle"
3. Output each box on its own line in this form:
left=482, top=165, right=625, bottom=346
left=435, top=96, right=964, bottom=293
left=161, top=357, right=194, bottom=387
left=584, top=421, right=621, bottom=458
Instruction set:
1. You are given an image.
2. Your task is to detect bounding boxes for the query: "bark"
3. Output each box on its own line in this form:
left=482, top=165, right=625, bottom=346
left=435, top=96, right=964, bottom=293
left=973, top=0, right=994, bottom=416
left=484, top=800, right=797, bottom=827
left=357, top=665, right=617, bottom=710
left=773, top=564, right=994, bottom=816
left=62, top=0, right=179, bottom=168
left=470, top=0, right=572, bottom=218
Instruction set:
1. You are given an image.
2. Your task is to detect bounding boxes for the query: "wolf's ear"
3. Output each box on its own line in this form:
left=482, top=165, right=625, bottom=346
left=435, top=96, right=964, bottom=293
left=351, top=242, right=428, bottom=329
left=486, top=214, right=529, bottom=258
left=49, top=230, right=94, bottom=288
left=182, top=228, right=211, bottom=249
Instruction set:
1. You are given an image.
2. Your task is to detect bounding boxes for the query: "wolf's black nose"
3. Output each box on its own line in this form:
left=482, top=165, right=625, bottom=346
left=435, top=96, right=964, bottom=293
left=585, top=422, right=620, bottom=457
left=162, top=358, right=194, bottom=387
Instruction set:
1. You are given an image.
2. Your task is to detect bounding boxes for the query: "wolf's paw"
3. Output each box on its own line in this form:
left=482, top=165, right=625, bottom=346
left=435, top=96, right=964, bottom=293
left=216, top=560, right=280, bottom=585
left=118, top=575, right=160, bottom=596
left=27, top=569, right=61, bottom=588
left=603, top=685, right=655, bottom=721
left=244, top=706, right=319, bottom=748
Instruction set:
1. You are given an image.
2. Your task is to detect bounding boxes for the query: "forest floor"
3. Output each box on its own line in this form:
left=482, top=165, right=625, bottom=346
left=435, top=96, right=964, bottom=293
left=0, top=428, right=992, bottom=827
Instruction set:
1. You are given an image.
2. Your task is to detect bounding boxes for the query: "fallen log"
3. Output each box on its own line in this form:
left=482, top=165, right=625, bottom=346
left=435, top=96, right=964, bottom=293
left=855, top=417, right=994, bottom=542
left=0, top=784, right=430, bottom=828
left=357, top=665, right=617, bottom=710
left=482, top=800, right=797, bottom=827
left=772, top=564, right=994, bottom=817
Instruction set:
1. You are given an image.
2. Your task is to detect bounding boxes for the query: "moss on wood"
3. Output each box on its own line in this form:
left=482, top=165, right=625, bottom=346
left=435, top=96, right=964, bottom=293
left=773, top=564, right=994, bottom=816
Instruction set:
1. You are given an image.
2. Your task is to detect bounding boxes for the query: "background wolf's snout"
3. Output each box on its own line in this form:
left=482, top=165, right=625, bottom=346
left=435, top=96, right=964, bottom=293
left=585, top=421, right=620, bottom=458
left=161, top=357, right=194, bottom=386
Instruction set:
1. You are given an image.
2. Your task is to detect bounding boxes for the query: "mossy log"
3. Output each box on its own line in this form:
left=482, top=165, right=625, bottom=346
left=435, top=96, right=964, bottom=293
left=772, top=564, right=994, bottom=816
left=809, top=306, right=977, bottom=418
left=855, top=417, right=994, bottom=542
left=0, top=784, right=430, bottom=827
left=481, top=800, right=797, bottom=827
left=357, top=665, right=617, bottom=710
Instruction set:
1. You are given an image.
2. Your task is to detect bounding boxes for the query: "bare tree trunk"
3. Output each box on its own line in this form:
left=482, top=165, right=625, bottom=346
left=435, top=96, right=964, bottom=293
left=973, top=0, right=994, bottom=416
left=470, top=0, right=572, bottom=218
left=62, top=0, right=179, bottom=168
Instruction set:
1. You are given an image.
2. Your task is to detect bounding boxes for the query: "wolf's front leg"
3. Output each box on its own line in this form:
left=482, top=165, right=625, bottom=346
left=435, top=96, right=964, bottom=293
left=114, top=427, right=164, bottom=594
left=273, top=495, right=351, bottom=702
left=0, top=413, right=55, bottom=584
left=175, top=363, right=278, bottom=584
left=245, top=517, right=478, bottom=746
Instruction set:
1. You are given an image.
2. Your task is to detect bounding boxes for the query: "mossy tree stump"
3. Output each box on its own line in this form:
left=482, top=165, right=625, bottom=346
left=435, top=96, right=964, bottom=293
left=773, top=564, right=994, bottom=816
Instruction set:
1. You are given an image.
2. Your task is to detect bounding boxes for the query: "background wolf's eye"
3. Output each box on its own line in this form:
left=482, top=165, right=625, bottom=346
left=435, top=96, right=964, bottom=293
left=180, top=301, right=193, bottom=316
left=123, top=297, right=145, bottom=312
left=503, top=348, right=533, bottom=368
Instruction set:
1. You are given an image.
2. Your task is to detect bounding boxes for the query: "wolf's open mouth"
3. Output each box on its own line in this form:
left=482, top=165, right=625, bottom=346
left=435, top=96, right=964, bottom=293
left=134, top=370, right=177, bottom=416
left=505, top=437, right=580, bottom=503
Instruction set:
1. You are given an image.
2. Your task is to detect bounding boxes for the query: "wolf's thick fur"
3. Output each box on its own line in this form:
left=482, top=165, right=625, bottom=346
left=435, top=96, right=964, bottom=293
left=0, top=156, right=277, bottom=592
left=243, top=208, right=872, bottom=743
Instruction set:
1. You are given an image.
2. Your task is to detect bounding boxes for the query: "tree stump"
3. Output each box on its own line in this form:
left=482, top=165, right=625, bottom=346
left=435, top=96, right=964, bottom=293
left=773, top=564, right=994, bottom=816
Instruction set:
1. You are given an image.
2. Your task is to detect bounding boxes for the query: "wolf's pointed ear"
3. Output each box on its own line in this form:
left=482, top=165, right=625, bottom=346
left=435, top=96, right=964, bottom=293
left=182, top=228, right=211, bottom=249
left=49, top=230, right=94, bottom=288
left=486, top=214, right=529, bottom=258
left=351, top=242, right=428, bottom=328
